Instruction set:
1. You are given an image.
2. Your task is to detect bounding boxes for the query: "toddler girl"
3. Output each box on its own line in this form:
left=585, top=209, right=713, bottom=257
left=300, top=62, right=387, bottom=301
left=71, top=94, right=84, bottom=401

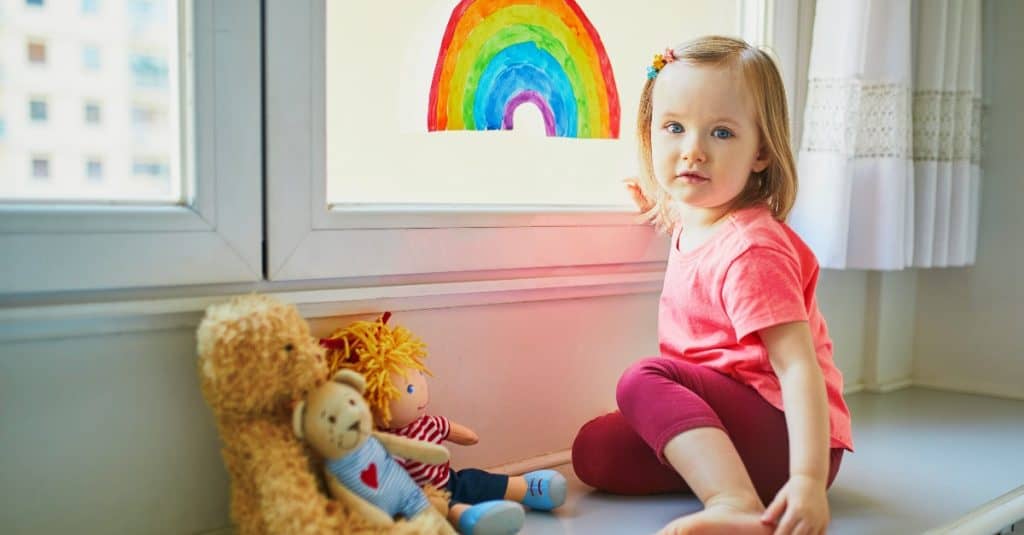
left=572, top=36, right=853, bottom=535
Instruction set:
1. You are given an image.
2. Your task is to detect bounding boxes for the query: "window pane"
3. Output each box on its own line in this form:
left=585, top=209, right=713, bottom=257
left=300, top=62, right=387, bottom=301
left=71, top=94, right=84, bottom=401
left=325, top=1, right=739, bottom=207
left=31, top=157, right=49, bottom=178
left=84, top=102, right=102, bottom=124
left=27, top=41, right=47, bottom=64
left=29, top=99, right=47, bottom=121
left=83, top=45, right=101, bottom=70
left=86, top=158, right=104, bottom=180
left=0, top=0, right=188, bottom=204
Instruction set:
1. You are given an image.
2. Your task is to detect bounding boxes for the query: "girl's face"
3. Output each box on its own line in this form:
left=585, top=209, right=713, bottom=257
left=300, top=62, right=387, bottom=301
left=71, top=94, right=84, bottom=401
left=650, top=61, right=770, bottom=221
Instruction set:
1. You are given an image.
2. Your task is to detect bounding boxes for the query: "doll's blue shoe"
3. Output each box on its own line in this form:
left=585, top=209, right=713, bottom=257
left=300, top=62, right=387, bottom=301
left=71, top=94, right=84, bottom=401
left=457, top=500, right=524, bottom=535
left=521, top=469, right=567, bottom=511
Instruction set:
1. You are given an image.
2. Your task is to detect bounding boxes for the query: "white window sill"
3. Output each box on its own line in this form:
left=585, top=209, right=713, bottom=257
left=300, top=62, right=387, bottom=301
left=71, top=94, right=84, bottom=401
left=0, top=269, right=665, bottom=343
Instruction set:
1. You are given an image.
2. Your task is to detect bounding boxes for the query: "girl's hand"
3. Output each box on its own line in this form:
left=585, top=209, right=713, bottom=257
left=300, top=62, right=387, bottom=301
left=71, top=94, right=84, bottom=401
left=761, top=474, right=830, bottom=535
left=623, top=178, right=654, bottom=213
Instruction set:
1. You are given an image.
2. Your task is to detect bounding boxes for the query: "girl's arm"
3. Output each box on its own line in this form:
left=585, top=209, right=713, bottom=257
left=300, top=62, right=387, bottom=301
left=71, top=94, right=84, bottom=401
left=759, top=320, right=831, bottom=531
left=447, top=420, right=480, bottom=446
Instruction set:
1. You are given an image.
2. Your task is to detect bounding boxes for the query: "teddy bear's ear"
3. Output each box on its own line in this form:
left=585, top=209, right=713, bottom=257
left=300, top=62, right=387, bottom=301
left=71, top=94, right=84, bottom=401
left=332, top=369, right=366, bottom=394
left=292, top=400, right=307, bottom=440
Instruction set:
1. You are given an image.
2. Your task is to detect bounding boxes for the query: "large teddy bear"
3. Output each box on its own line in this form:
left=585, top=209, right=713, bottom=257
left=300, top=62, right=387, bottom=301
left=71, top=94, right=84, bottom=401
left=196, top=294, right=451, bottom=534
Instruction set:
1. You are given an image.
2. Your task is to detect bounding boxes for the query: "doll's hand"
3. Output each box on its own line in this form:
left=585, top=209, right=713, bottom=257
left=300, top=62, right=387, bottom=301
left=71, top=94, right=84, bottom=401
left=761, top=474, right=830, bottom=535
left=448, top=421, right=479, bottom=446
left=624, top=178, right=654, bottom=213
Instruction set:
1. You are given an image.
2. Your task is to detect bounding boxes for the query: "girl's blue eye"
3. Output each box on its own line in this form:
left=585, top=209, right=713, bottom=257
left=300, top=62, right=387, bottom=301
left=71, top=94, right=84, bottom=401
left=666, top=123, right=683, bottom=134
left=712, top=128, right=733, bottom=139
left=406, top=384, right=415, bottom=394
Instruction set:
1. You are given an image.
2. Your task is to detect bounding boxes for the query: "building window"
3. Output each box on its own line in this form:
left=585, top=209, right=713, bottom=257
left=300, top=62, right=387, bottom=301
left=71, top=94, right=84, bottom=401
left=132, top=158, right=168, bottom=179
left=27, top=40, right=46, bottom=64
left=26, top=0, right=44, bottom=7
left=0, top=117, right=6, bottom=139
left=86, top=159, right=103, bottom=181
left=29, top=99, right=48, bottom=122
left=32, top=157, right=50, bottom=179
left=82, top=0, right=99, bottom=14
left=84, top=102, right=102, bottom=124
left=130, top=54, right=168, bottom=88
left=83, top=46, right=101, bottom=71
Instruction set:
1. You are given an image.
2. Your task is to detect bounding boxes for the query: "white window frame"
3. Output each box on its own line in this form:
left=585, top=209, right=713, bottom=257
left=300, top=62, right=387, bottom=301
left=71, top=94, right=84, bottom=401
left=0, top=0, right=262, bottom=295
left=265, top=0, right=789, bottom=284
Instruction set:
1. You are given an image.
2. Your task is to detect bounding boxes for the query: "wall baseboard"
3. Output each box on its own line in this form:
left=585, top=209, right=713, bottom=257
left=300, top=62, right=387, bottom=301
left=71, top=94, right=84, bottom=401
left=485, top=449, right=572, bottom=476
left=912, top=379, right=1024, bottom=402
left=865, top=378, right=914, bottom=393
left=843, top=382, right=865, bottom=395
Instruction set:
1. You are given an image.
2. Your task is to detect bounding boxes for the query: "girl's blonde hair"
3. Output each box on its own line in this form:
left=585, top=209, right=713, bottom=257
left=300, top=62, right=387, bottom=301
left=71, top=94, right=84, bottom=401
left=320, top=312, right=431, bottom=426
left=636, top=35, right=797, bottom=232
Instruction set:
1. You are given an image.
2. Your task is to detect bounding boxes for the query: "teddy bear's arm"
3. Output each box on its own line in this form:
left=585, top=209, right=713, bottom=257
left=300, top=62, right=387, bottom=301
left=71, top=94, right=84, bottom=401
left=373, top=430, right=450, bottom=465
left=241, top=421, right=347, bottom=533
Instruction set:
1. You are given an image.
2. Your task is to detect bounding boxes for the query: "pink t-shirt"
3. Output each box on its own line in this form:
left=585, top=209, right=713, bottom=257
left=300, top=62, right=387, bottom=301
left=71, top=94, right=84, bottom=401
left=659, top=205, right=853, bottom=451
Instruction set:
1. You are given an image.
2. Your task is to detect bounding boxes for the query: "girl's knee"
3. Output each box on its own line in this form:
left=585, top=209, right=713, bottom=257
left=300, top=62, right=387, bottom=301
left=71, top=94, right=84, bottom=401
left=616, top=356, right=674, bottom=407
left=571, top=414, right=620, bottom=489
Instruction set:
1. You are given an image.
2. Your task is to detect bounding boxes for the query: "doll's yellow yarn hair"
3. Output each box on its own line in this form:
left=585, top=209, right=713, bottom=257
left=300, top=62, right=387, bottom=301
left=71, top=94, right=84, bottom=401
left=321, top=312, right=431, bottom=426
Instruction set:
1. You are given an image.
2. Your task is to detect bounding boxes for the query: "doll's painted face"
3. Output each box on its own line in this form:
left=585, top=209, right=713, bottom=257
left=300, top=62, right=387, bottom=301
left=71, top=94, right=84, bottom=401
left=382, top=368, right=429, bottom=429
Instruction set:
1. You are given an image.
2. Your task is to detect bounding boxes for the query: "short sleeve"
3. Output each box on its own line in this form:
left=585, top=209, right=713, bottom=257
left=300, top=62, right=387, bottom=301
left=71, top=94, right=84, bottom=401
left=722, top=246, right=808, bottom=340
left=434, top=416, right=451, bottom=441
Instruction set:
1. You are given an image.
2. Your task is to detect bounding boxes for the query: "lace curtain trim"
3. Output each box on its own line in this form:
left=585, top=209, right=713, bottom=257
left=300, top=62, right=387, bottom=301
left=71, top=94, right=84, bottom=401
left=800, top=78, right=982, bottom=163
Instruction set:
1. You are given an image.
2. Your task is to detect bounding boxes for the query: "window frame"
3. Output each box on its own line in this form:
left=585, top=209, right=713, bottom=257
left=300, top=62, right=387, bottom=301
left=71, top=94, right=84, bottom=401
left=264, top=0, right=783, bottom=284
left=0, top=0, right=262, bottom=295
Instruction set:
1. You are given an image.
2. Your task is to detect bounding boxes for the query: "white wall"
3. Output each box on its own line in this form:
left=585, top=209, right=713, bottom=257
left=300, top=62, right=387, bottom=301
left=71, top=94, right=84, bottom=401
left=911, top=0, right=1024, bottom=399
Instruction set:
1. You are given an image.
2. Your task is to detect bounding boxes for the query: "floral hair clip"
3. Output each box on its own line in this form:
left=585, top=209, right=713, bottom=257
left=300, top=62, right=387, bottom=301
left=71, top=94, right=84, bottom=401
left=647, top=47, right=677, bottom=80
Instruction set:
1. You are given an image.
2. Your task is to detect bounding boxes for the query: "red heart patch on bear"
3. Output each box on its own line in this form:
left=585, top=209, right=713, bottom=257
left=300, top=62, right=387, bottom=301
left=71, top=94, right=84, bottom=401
left=360, top=463, right=379, bottom=489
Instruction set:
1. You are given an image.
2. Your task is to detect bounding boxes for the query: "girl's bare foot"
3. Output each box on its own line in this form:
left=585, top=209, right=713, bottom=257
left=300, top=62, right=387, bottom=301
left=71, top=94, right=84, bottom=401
left=656, top=499, right=773, bottom=535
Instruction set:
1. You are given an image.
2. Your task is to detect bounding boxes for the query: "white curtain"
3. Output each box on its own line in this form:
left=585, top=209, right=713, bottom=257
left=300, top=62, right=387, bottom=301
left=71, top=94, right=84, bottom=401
left=789, top=0, right=983, bottom=270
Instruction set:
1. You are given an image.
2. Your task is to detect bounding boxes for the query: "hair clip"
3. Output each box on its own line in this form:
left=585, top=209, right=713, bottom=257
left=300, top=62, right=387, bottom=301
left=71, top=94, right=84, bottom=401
left=647, top=47, right=677, bottom=80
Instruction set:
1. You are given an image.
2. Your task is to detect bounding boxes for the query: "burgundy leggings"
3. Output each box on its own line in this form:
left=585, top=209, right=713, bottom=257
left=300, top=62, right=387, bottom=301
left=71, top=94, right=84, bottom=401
left=572, top=357, right=843, bottom=506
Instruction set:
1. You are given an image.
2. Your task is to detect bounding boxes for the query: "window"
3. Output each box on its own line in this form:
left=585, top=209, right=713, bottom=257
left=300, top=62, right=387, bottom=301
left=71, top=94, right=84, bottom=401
left=130, top=54, right=168, bottom=88
left=1, top=0, right=262, bottom=295
left=26, top=0, right=44, bottom=7
left=132, top=158, right=168, bottom=179
left=263, top=0, right=751, bottom=283
left=86, top=159, right=103, bottom=181
left=82, top=0, right=99, bottom=14
left=83, top=46, right=101, bottom=71
left=132, top=105, right=162, bottom=126
left=29, top=99, right=47, bottom=122
left=0, top=117, right=6, bottom=139
left=27, top=40, right=46, bottom=64
left=84, top=102, right=102, bottom=124
left=31, top=157, right=50, bottom=179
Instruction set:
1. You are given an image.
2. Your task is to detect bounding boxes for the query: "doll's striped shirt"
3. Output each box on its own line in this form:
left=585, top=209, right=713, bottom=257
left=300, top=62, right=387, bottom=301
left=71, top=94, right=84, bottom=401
left=389, top=415, right=451, bottom=488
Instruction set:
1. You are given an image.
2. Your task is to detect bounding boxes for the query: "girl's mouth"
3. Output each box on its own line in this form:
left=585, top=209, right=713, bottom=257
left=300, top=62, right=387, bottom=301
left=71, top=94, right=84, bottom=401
left=677, top=171, right=709, bottom=184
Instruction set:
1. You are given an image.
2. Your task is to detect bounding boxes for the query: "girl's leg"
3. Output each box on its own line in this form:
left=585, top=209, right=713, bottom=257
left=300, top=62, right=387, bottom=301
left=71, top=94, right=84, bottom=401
left=572, top=410, right=691, bottom=494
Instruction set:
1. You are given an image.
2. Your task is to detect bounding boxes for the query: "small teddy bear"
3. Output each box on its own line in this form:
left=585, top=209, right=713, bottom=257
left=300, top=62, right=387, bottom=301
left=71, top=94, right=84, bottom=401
left=292, top=369, right=455, bottom=532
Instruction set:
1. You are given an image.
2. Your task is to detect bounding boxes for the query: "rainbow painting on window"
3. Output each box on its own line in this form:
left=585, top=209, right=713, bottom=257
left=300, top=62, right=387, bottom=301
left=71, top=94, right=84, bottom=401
left=427, top=0, right=620, bottom=139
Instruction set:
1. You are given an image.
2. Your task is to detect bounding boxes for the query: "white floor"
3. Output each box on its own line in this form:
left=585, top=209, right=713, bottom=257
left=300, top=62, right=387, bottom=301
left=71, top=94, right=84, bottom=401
left=519, top=388, right=1024, bottom=535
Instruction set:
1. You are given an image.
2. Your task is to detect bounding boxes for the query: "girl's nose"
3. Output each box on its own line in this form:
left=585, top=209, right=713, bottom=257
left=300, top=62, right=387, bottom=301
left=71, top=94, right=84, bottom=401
left=680, top=137, right=707, bottom=164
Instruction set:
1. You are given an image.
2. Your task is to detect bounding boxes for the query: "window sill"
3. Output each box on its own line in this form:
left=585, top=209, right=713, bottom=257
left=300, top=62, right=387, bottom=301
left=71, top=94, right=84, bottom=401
left=0, top=269, right=665, bottom=343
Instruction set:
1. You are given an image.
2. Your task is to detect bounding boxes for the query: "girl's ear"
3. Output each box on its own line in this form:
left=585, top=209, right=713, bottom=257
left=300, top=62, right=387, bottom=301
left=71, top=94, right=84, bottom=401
left=752, top=146, right=771, bottom=173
